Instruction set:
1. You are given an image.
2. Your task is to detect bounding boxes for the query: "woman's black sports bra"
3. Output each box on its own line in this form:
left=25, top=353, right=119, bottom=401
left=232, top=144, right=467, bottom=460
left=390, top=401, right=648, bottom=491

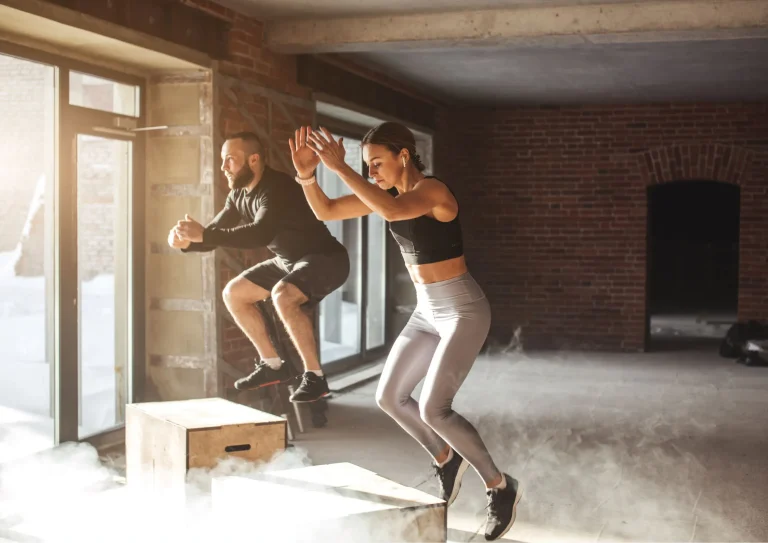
left=386, top=177, right=464, bottom=265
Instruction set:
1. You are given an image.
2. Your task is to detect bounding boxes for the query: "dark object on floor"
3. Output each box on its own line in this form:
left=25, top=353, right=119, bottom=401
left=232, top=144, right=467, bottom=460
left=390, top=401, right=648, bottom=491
left=719, top=320, right=768, bottom=366
left=719, top=320, right=768, bottom=357
left=310, top=397, right=329, bottom=426
left=739, top=340, right=768, bottom=367
left=311, top=398, right=329, bottom=428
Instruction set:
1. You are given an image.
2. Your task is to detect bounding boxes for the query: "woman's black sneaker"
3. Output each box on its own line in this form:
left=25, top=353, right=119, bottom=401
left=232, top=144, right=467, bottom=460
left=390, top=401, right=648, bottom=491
left=484, top=473, right=522, bottom=541
left=433, top=450, right=469, bottom=506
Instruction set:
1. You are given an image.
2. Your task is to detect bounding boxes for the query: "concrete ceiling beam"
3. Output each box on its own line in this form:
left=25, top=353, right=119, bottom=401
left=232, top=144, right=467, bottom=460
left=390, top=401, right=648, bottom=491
left=265, top=0, right=768, bottom=53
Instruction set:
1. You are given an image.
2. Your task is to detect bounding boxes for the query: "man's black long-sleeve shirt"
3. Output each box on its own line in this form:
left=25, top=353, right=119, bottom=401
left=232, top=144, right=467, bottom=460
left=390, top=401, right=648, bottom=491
left=183, top=165, right=343, bottom=263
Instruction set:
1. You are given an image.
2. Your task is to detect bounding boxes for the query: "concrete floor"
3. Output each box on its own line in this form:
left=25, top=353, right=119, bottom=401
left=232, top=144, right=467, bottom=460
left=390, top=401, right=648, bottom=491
left=2, top=333, right=766, bottom=543
left=294, top=337, right=768, bottom=542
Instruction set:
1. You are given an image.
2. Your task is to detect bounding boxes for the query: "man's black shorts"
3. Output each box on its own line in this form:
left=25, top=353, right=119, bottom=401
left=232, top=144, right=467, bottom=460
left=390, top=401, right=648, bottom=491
left=242, top=248, right=350, bottom=306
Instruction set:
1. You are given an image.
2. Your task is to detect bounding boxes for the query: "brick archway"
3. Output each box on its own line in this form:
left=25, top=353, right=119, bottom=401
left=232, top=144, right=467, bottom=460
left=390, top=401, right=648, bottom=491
left=638, top=144, right=754, bottom=350
left=638, top=143, right=754, bottom=186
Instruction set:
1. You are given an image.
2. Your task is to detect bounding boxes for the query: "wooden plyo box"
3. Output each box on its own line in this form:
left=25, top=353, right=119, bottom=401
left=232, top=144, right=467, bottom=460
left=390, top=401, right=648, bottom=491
left=211, top=462, right=446, bottom=542
left=126, top=398, right=286, bottom=495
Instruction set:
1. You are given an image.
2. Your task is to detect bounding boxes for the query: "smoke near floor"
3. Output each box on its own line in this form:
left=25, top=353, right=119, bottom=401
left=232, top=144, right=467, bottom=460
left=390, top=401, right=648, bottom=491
left=2, top=344, right=767, bottom=542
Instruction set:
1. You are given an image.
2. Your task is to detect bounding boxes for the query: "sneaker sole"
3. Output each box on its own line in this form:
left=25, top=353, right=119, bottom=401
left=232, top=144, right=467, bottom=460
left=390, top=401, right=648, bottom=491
left=446, top=458, right=470, bottom=507
left=494, top=483, right=523, bottom=541
left=289, top=391, right=330, bottom=403
left=234, top=376, right=295, bottom=391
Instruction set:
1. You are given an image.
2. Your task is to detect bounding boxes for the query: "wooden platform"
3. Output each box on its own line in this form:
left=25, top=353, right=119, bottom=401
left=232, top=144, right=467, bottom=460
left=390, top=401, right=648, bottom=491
left=126, top=398, right=287, bottom=495
left=212, top=462, right=446, bottom=542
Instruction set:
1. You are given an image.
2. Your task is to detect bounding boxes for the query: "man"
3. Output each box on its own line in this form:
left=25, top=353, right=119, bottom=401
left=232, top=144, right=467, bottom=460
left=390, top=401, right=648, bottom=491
left=169, top=131, right=349, bottom=403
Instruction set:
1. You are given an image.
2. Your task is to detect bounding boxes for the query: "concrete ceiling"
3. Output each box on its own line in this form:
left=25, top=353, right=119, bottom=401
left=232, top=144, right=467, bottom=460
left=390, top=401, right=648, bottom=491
left=218, top=0, right=768, bottom=106
left=342, top=38, right=768, bottom=105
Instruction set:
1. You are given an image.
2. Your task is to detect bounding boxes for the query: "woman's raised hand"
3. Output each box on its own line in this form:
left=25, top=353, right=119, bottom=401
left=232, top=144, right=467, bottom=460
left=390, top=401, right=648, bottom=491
left=289, top=126, right=321, bottom=178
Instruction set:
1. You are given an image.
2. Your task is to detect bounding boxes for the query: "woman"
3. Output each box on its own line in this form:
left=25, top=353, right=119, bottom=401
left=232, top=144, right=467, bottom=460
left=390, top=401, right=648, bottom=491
left=288, top=123, right=521, bottom=541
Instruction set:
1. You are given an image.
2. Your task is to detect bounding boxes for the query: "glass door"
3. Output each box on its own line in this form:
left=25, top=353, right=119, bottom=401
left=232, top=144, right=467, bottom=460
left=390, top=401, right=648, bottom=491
left=317, top=132, right=389, bottom=370
left=54, top=60, right=142, bottom=443
left=53, top=60, right=143, bottom=443
left=317, top=137, right=364, bottom=364
left=73, top=134, right=133, bottom=439
left=365, top=213, right=387, bottom=350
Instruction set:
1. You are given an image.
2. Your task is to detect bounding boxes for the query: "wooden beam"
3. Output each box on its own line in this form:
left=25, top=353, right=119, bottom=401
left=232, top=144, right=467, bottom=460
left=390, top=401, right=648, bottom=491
left=31, top=0, right=231, bottom=58
left=0, top=0, right=210, bottom=71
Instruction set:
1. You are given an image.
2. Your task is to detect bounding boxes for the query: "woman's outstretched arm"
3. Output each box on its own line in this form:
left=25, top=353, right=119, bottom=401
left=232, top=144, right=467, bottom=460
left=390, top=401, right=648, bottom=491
left=301, top=181, right=372, bottom=221
left=290, top=126, right=372, bottom=221
left=332, top=164, right=447, bottom=222
left=307, top=127, right=453, bottom=222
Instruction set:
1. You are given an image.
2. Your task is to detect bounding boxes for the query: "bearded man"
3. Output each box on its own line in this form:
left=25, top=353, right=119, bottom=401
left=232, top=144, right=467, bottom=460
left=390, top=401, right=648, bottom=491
left=169, top=131, right=349, bottom=403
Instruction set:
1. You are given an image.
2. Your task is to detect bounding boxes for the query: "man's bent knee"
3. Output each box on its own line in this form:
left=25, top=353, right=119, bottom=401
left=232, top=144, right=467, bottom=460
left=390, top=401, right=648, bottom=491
left=223, top=277, right=269, bottom=307
left=271, top=281, right=308, bottom=311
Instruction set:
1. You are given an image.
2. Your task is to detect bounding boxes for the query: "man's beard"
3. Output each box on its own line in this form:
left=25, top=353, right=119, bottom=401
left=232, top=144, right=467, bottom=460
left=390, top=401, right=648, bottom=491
left=230, top=163, right=255, bottom=189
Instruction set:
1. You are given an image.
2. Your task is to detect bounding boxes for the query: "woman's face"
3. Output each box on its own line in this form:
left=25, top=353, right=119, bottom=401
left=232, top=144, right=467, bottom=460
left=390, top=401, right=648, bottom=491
left=363, top=143, right=402, bottom=190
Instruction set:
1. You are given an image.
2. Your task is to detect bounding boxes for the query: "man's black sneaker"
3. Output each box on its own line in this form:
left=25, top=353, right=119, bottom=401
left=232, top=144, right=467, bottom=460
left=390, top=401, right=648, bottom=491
left=234, top=360, right=294, bottom=390
left=432, top=450, right=469, bottom=506
left=484, top=473, right=522, bottom=541
left=289, top=371, right=330, bottom=403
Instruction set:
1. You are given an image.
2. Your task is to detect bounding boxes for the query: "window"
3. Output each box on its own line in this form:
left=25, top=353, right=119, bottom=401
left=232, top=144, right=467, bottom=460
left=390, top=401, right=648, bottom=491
left=0, top=53, right=56, bottom=461
left=69, top=71, right=140, bottom=117
left=317, top=134, right=388, bottom=367
left=0, top=48, right=144, bottom=460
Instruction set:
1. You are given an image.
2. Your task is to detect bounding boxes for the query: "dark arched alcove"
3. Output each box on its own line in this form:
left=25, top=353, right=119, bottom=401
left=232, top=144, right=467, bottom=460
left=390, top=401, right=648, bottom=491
left=648, top=180, right=740, bottom=317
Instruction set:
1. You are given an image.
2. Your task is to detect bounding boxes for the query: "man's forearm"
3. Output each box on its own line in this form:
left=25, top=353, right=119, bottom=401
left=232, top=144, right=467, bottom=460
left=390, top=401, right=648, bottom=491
left=181, top=198, right=241, bottom=251
left=181, top=241, right=215, bottom=253
left=203, top=222, right=273, bottom=250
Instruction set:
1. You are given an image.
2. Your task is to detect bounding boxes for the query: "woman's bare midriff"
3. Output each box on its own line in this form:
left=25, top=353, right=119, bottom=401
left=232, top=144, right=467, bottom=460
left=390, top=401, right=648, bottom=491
left=406, top=255, right=469, bottom=284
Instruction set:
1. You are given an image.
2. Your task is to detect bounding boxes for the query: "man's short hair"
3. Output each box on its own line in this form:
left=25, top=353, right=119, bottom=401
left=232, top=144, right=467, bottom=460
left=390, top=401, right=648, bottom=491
left=225, top=131, right=264, bottom=158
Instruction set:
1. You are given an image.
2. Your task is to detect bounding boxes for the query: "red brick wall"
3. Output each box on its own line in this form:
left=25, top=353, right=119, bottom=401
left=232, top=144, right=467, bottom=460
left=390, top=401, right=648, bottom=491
left=434, top=103, right=768, bottom=351
left=188, top=0, right=314, bottom=373
left=187, top=0, right=307, bottom=99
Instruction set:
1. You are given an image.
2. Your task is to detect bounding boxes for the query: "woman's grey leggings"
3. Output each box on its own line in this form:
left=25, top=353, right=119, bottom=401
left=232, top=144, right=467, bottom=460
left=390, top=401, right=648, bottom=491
left=375, top=272, right=500, bottom=484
